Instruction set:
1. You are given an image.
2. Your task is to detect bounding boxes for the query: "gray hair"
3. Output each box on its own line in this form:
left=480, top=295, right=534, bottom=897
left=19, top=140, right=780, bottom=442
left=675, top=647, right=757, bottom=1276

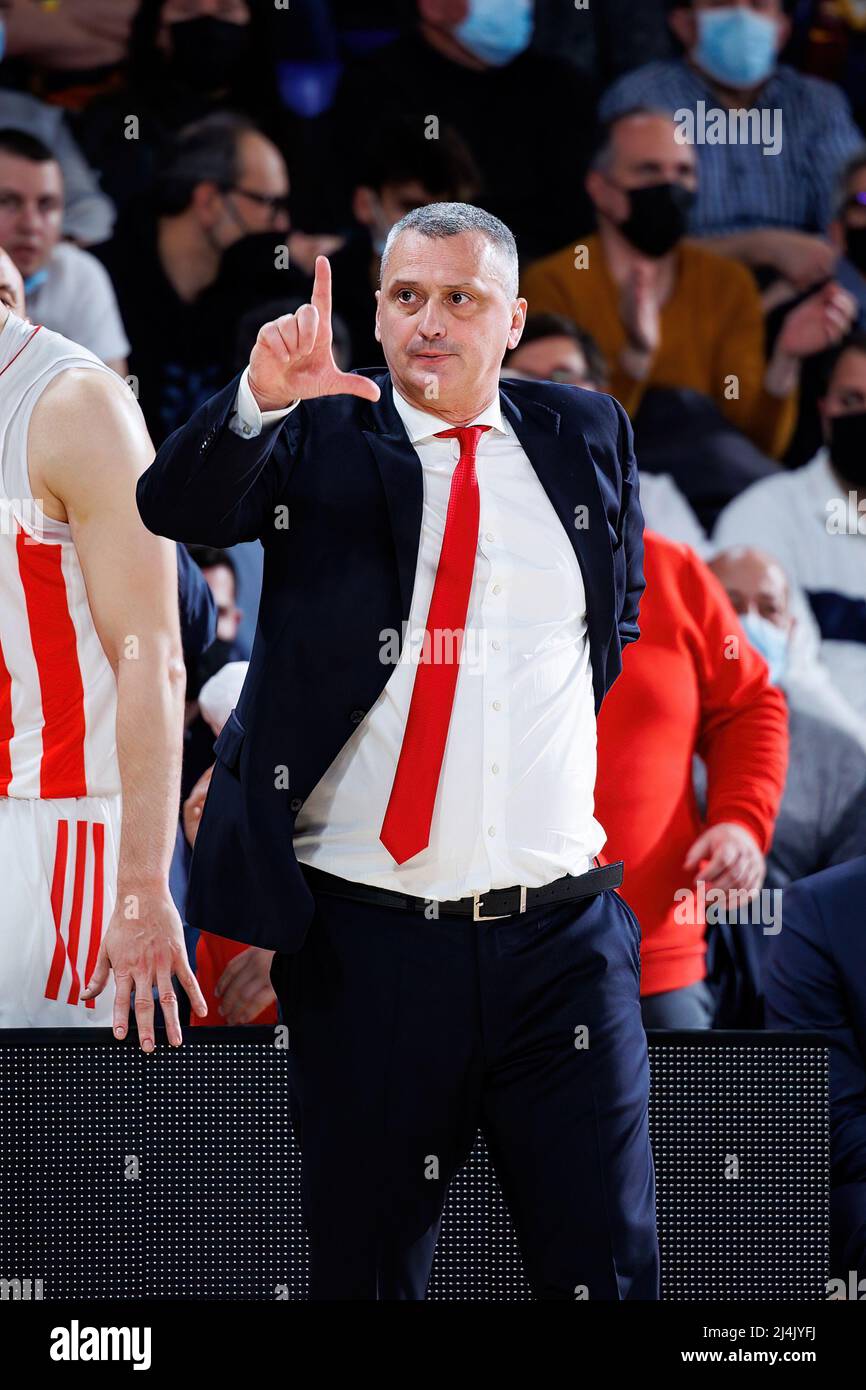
left=834, top=148, right=866, bottom=220
left=379, top=202, right=519, bottom=299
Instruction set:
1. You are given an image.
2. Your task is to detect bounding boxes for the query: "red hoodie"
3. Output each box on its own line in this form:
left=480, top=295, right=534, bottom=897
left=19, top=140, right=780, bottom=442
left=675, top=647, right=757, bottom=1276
left=595, top=532, right=789, bottom=996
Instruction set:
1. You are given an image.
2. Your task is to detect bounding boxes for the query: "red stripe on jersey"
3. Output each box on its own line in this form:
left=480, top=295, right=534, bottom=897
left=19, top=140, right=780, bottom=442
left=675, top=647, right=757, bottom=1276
left=83, top=821, right=105, bottom=1009
left=65, top=820, right=88, bottom=1005
left=45, top=817, right=69, bottom=1000
left=16, top=526, right=88, bottom=797
left=0, top=324, right=42, bottom=381
left=0, top=636, right=12, bottom=794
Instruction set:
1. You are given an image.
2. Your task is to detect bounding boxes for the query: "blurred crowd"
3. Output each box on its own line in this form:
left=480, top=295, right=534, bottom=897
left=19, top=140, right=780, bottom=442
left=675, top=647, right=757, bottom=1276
left=2, top=0, right=866, bottom=1153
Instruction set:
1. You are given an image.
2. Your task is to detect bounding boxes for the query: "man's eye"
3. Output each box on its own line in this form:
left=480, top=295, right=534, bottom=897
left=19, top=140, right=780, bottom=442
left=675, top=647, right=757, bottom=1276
left=450, top=293, right=470, bottom=305
left=396, top=290, right=415, bottom=303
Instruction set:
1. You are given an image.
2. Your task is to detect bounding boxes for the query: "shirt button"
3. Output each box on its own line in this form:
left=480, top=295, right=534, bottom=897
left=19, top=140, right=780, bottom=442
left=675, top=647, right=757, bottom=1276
left=492, top=700, right=501, bottom=711
left=242, top=424, right=252, bottom=435
left=491, top=639, right=501, bottom=651
left=488, top=825, right=496, bottom=837
left=491, top=762, right=500, bottom=774
left=492, top=583, right=502, bottom=595
left=485, top=531, right=495, bottom=542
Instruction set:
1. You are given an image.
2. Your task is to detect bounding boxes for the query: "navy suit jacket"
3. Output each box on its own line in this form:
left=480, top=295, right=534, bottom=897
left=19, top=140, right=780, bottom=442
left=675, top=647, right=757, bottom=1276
left=136, top=369, right=645, bottom=952
left=765, top=857, right=866, bottom=1190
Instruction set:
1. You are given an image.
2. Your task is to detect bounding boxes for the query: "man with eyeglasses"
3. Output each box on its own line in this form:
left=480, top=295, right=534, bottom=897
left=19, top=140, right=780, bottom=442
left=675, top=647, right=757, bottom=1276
left=94, top=111, right=301, bottom=446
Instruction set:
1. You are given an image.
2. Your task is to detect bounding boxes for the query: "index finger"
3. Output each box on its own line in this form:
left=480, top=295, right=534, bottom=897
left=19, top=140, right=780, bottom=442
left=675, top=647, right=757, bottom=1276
left=310, top=254, right=332, bottom=323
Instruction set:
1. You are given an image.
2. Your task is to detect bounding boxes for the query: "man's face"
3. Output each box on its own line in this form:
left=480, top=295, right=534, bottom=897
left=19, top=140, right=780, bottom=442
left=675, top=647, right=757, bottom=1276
left=0, top=154, right=63, bottom=277
left=202, top=563, right=241, bottom=642
left=709, top=549, right=792, bottom=632
left=587, top=115, right=697, bottom=225
left=505, top=335, right=598, bottom=390
left=821, top=347, right=866, bottom=429
left=199, top=131, right=290, bottom=250
left=376, top=228, right=525, bottom=415
left=0, top=247, right=26, bottom=317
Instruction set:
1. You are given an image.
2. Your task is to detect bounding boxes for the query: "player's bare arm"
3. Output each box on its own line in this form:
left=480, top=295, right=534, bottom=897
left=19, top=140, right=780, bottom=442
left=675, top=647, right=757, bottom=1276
left=27, top=367, right=207, bottom=1048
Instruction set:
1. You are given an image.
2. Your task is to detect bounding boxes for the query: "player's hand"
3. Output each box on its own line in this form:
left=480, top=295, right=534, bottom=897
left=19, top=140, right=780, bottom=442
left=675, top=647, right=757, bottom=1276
left=683, top=822, right=765, bottom=897
left=215, top=947, right=277, bottom=1025
left=247, top=255, right=381, bottom=411
left=82, top=886, right=208, bottom=1049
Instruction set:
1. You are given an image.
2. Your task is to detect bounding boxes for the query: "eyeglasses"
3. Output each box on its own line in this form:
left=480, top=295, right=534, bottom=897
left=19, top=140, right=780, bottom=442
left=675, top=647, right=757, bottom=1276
left=221, top=185, right=291, bottom=218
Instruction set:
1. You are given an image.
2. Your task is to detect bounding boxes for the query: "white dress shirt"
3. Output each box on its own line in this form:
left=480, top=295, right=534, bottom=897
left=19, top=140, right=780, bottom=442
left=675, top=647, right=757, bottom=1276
left=230, top=370, right=604, bottom=899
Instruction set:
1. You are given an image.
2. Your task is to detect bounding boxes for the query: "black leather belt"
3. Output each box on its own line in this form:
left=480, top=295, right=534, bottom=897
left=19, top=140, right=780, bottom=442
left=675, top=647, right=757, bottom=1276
left=301, top=860, right=624, bottom=922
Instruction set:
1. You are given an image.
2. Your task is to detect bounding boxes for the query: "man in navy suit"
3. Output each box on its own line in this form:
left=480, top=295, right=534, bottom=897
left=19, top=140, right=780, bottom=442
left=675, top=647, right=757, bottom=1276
left=136, top=202, right=657, bottom=1301
left=765, top=857, right=866, bottom=1286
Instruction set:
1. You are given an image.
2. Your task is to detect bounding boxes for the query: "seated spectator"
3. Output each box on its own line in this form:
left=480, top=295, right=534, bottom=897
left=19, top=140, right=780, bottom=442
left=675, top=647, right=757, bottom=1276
left=183, top=661, right=278, bottom=1029
left=93, top=112, right=302, bottom=444
left=0, top=242, right=24, bottom=314
left=327, top=115, right=479, bottom=368
left=783, top=149, right=866, bottom=466
left=713, top=333, right=866, bottom=721
left=595, top=530, right=789, bottom=1029
left=182, top=544, right=246, bottom=803
left=330, top=0, right=597, bottom=260
left=599, top=0, right=864, bottom=287
left=0, top=86, right=114, bottom=245
left=75, top=0, right=271, bottom=219
left=521, top=110, right=856, bottom=527
left=830, top=150, right=866, bottom=329
left=502, top=312, right=707, bottom=549
left=709, top=543, right=866, bottom=750
left=765, top=858, right=866, bottom=1283
left=0, top=130, right=129, bottom=372
left=709, top=545, right=866, bottom=893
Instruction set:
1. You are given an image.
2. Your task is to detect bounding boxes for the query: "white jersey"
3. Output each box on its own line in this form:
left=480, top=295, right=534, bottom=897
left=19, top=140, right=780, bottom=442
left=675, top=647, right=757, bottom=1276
left=0, top=311, right=120, bottom=799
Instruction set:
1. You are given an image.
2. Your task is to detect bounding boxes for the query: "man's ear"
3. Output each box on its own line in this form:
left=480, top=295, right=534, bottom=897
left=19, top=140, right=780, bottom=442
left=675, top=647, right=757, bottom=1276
left=374, top=288, right=382, bottom=342
left=668, top=5, right=697, bottom=52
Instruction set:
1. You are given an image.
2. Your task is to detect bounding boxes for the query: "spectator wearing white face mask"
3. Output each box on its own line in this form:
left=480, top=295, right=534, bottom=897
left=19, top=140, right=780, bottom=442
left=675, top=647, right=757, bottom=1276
left=709, top=545, right=866, bottom=891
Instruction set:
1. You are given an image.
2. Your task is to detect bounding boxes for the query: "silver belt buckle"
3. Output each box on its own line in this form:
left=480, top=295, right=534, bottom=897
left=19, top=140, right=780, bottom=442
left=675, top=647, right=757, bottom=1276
left=472, top=885, right=527, bottom=922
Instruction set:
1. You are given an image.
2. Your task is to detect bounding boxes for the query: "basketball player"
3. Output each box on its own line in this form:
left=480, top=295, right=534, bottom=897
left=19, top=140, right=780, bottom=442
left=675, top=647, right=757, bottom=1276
left=0, top=299, right=206, bottom=1044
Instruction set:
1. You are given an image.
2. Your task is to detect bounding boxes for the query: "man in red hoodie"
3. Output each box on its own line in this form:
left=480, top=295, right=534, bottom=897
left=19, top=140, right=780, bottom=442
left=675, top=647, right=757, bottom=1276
left=596, top=531, right=789, bottom=1028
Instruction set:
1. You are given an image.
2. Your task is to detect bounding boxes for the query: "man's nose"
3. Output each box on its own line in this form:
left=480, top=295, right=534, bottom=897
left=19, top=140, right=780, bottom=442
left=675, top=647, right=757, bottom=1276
left=417, top=302, right=448, bottom=337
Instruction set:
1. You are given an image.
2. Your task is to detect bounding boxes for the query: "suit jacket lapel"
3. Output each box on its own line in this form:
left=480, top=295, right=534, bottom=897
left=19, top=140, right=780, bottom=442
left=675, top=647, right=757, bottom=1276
left=360, top=375, right=423, bottom=624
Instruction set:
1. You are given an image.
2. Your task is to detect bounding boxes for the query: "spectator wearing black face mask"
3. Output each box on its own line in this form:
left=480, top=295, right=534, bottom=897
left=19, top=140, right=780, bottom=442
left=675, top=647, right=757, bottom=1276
left=74, top=0, right=277, bottom=218
left=522, top=109, right=857, bottom=527
left=831, top=152, right=866, bottom=332
left=93, top=112, right=306, bottom=445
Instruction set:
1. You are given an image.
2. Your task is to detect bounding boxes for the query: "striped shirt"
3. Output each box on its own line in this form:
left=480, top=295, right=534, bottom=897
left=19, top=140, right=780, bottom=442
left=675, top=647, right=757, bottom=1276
left=599, top=61, right=865, bottom=237
left=0, top=311, right=120, bottom=798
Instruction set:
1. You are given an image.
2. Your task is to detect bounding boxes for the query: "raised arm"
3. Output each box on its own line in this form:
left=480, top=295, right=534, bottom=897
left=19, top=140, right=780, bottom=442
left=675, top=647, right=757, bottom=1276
left=137, top=256, right=381, bottom=547
left=28, top=367, right=206, bottom=1048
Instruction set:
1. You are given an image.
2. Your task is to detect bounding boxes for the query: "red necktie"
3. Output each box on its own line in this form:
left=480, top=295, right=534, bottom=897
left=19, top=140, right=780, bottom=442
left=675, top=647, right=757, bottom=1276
left=379, top=424, right=490, bottom=865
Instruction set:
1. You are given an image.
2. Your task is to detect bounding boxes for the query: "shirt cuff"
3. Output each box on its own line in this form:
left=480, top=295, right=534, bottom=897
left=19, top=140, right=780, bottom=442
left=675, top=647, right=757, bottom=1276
left=230, top=366, right=300, bottom=439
